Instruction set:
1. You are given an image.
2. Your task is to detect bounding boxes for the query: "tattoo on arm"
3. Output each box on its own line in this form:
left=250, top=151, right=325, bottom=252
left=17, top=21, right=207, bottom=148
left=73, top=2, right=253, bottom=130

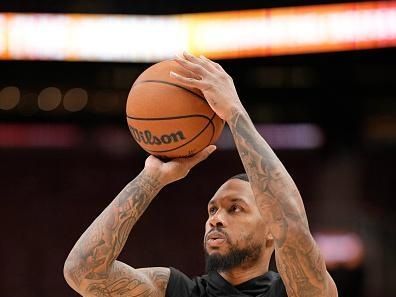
left=228, top=108, right=308, bottom=243
left=66, top=170, right=163, bottom=288
left=84, top=263, right=170, bottom=297
left=228, top=107, right=336, bottom=297
left=275, top=229, right=328, bottom=297
left=78, top=261, right=170, bottom=297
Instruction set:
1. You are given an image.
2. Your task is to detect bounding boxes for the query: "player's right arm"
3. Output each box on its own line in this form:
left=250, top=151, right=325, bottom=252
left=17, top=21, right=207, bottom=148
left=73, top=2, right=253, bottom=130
left=63, top=168, right=168, bottom=297
left=63, top=146, right=216, bottom=297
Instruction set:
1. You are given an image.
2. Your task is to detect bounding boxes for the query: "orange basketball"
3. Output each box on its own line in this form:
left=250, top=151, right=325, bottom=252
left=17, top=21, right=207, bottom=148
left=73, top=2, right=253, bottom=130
left=126, top=60, right=224, bottom=159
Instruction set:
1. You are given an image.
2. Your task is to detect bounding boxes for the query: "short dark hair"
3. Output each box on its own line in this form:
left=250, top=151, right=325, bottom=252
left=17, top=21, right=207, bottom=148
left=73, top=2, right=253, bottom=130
left=228, top=173, right=249, bottom=182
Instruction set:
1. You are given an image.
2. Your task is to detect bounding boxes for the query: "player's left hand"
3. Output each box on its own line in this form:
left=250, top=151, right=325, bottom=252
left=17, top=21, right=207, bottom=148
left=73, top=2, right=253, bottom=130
left=171, top=52, right=243, bottom=122
left=144, top=145, right=217, bottom=186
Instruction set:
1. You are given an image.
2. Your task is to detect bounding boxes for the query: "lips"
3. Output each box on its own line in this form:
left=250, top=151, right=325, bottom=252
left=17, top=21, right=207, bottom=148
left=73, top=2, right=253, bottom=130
left=207, top=231, right=226, bottom=241
left=206, top=231, right=227, bottom=247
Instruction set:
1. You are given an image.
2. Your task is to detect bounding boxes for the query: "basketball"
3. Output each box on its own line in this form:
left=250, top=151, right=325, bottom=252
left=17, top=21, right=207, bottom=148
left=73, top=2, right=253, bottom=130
left=126, top=60, right=225, bottom=159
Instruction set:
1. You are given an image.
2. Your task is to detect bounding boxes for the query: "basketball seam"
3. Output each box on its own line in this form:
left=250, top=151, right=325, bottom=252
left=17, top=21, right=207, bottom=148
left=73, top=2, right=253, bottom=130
left=207, top=112, right=217, bottom=145
left=132, top=79, right=206, bottom=103
left=138, top=112, right=216, bottom=153
left=208, top=116, right=225, bottom=145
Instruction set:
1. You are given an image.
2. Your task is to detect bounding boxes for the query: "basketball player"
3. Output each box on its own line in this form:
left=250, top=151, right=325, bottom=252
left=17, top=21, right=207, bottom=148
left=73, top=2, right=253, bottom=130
left=64, top=52, right=338, bottom=297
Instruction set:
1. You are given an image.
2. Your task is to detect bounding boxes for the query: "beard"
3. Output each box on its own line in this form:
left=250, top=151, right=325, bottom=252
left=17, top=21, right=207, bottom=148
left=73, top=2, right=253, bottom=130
left=204, top=237, right=263, bottom=273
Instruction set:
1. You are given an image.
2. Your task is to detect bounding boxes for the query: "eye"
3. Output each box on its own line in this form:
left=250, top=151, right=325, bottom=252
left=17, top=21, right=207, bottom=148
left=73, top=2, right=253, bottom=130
left=209, top=206, right=217, bottom=215
left=230, top=204, right=242, bottom=213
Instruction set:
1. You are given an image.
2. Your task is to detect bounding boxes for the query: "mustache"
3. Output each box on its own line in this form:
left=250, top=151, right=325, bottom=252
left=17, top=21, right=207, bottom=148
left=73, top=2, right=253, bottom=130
left=205, top=228, right=230, bottom=242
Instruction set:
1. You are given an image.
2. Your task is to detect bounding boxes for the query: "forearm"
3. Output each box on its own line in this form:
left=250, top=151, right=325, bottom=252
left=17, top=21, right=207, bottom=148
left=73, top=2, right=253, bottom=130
left=227, top=107, right=309, bottom=246
left=64, top=169, right=163, bottom=288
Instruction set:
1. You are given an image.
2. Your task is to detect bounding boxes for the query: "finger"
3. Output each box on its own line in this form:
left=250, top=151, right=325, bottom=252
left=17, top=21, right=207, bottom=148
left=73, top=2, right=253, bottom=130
left=173, top=57, right=202, bottom=80
left=199, top=54, right=222, bottom=71
left=146, top=155, right=161, bottom=163
left=199, top=55, right=224, bottom=72
left=174, top=55, right=209, bottom=77
left=183, top=51, right=218, bottom=73
left=185, top=145, right=217, bottom=167
left=144, top=155, right=163, bottom=169
left=170, top=71, right=208, bottom=89
left=182, top=67, right=202, bottom=80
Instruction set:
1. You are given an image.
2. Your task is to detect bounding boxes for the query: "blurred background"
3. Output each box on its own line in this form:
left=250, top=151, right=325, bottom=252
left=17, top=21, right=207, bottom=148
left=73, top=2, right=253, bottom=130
left=1, top=0, right=395, bottom=296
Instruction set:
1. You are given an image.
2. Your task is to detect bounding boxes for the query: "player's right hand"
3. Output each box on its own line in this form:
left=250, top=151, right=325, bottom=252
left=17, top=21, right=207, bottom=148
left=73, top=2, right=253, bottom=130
left=171, top=52, right=243, bottom=122
left=143, top=145, right=216, bottom=186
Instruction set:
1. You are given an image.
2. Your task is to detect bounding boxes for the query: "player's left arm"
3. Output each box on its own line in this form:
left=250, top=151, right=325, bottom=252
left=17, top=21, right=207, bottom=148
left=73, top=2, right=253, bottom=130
left=227, top=103, right=338, bottom=297
left=170, top=52, right=338, bottom=297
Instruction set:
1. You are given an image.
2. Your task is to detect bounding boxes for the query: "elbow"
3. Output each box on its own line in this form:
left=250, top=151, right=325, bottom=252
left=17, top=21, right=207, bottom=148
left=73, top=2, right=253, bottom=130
left=63, top=256, right=82, bottom=292
left=63, top=260, right=75, bottom=286
left=63, top=252, right=74, bottom=279
left=63, top=259, right=73, bottom=281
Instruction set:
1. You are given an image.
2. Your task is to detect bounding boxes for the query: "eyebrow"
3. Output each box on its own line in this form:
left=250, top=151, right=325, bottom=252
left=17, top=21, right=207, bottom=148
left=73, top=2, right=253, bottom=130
left=208, top=197, right=248, bottom=206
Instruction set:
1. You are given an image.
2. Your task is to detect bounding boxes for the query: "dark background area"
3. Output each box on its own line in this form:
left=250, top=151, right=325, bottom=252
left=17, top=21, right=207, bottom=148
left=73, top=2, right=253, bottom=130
left=1, top=1, right=395, bottom=297
left=1, top=0, right=388, bottom=14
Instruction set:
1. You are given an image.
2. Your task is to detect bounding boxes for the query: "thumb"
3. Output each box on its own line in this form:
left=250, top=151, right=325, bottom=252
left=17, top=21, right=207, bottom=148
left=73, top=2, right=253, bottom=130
left=185, top=145, right=217, bottom=168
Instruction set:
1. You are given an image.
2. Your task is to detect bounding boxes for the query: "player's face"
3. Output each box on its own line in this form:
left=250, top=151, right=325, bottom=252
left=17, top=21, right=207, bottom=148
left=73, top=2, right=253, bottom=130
left=204, top=179, right=266, bottom=257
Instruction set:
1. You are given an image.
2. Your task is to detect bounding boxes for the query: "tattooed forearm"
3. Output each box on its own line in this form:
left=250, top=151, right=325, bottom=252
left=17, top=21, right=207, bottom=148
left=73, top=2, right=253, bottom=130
left=228, top=107, right=308, bottom=241
left=64, top=170, right=163, bottom=288
left=227, top=107, right=334, bottom=297
left=275, top=226, right=328, bottom=297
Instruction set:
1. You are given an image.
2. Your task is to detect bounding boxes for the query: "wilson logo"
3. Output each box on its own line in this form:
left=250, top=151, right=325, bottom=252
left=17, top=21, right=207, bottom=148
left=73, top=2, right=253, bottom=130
left=129, top=126, right=186, bottom=145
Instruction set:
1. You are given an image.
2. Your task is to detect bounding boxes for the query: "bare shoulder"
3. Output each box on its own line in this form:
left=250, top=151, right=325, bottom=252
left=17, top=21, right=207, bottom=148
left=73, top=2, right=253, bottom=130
left=75, top=261, right=170, bottom=297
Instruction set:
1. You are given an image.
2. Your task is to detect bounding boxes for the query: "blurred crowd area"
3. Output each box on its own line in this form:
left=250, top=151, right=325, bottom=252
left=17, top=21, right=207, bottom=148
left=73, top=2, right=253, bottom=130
left=1, top=0, right=396, bottom=297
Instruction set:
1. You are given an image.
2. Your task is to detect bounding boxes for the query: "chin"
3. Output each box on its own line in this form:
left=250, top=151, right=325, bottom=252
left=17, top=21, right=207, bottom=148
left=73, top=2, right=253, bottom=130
left=205, top=246, right=227, bottom=255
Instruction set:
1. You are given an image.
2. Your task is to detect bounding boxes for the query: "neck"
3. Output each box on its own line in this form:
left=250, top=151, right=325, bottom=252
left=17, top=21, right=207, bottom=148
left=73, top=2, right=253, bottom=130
left=218, top=254, right=270, bottom=286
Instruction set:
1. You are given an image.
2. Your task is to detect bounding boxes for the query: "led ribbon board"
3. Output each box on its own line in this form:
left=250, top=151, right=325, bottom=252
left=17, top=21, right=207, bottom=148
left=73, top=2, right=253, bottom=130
left=0, top=1, right=395, bottom=61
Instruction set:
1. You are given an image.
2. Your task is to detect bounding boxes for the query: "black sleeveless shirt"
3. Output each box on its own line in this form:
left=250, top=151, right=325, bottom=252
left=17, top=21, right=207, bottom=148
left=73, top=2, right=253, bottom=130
left=165, top=267, right=288, bottom=297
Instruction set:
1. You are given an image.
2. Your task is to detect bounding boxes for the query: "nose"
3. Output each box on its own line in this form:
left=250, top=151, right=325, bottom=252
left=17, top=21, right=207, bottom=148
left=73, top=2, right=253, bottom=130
left=208, top=210, right=225, bottom=228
